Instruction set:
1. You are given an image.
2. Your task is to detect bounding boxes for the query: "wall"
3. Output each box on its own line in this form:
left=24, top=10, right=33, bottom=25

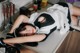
left=0, top=3, right=4, bottom=28
left=48, top=0, right=66, bottom=4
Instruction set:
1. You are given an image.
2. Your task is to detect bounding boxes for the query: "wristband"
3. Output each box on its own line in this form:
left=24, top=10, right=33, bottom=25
left=0, top=38, right=6, bottom=46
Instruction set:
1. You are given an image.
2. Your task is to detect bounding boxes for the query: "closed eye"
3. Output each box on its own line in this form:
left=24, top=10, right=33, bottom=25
left=21, top=27, right=26, bottom=31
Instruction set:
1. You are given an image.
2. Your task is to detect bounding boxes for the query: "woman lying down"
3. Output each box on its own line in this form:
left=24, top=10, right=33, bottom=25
left=0, top=2, right=80, bottom=53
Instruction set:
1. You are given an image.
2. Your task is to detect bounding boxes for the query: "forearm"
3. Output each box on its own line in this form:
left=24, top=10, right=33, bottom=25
left=9, top=15, right=29, bottom=33
left=3, top=35, right=46, bottom=44
left=3, top=37, right=27, bottom=44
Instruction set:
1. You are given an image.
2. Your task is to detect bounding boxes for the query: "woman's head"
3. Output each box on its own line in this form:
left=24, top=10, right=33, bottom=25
left=15, top=23, right=36, bottom=37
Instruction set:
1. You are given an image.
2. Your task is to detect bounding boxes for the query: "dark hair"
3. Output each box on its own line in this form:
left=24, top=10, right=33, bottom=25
left=15, top=23, right=36, bottom=37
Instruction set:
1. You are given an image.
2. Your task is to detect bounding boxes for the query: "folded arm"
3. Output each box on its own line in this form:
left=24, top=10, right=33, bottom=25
left=3, top=34, right=46, bottom=44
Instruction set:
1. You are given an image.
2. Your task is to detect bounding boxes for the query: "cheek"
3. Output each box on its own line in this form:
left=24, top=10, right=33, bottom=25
left=20, top=31, right=26, bottom=34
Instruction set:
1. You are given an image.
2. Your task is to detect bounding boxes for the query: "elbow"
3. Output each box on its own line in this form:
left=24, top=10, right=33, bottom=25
left=38, top=35, right=46, bottom=42
left=23, top=35, right=46, bottom=42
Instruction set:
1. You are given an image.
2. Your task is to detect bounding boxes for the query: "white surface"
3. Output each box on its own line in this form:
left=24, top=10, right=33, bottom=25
left=48, top=0, right=60, bottom=4
left=25, top=30, right=69, bottom=53
left=71, top=25, right=80, bottom=31
left=10, top=0, right=33, bottom=10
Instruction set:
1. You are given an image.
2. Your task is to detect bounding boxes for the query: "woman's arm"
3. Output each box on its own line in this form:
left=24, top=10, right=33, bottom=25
left=9, top=15, right=29, bottom=33
left=3, top=34, right=46, bottom=44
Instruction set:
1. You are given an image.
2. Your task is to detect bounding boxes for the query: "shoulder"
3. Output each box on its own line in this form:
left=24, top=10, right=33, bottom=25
left=31, top=12, right=39, bottom=17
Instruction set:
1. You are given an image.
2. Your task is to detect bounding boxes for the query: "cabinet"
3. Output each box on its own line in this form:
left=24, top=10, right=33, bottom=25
left=56, top=31, right=80, bottom=53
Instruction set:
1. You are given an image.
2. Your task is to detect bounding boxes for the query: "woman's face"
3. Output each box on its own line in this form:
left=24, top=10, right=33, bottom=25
left=20, top=25, right=36, bottom=35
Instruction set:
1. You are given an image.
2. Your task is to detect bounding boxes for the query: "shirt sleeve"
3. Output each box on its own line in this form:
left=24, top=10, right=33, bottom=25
left=40, top=26, right=57, bottom=42
left=28, top=12, right=38, bottom=24
left=37, top=25, right=57, bottom=35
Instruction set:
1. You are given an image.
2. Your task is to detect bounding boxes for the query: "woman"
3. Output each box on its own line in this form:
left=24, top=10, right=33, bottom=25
left=0, top=2, right=80, bottom=53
